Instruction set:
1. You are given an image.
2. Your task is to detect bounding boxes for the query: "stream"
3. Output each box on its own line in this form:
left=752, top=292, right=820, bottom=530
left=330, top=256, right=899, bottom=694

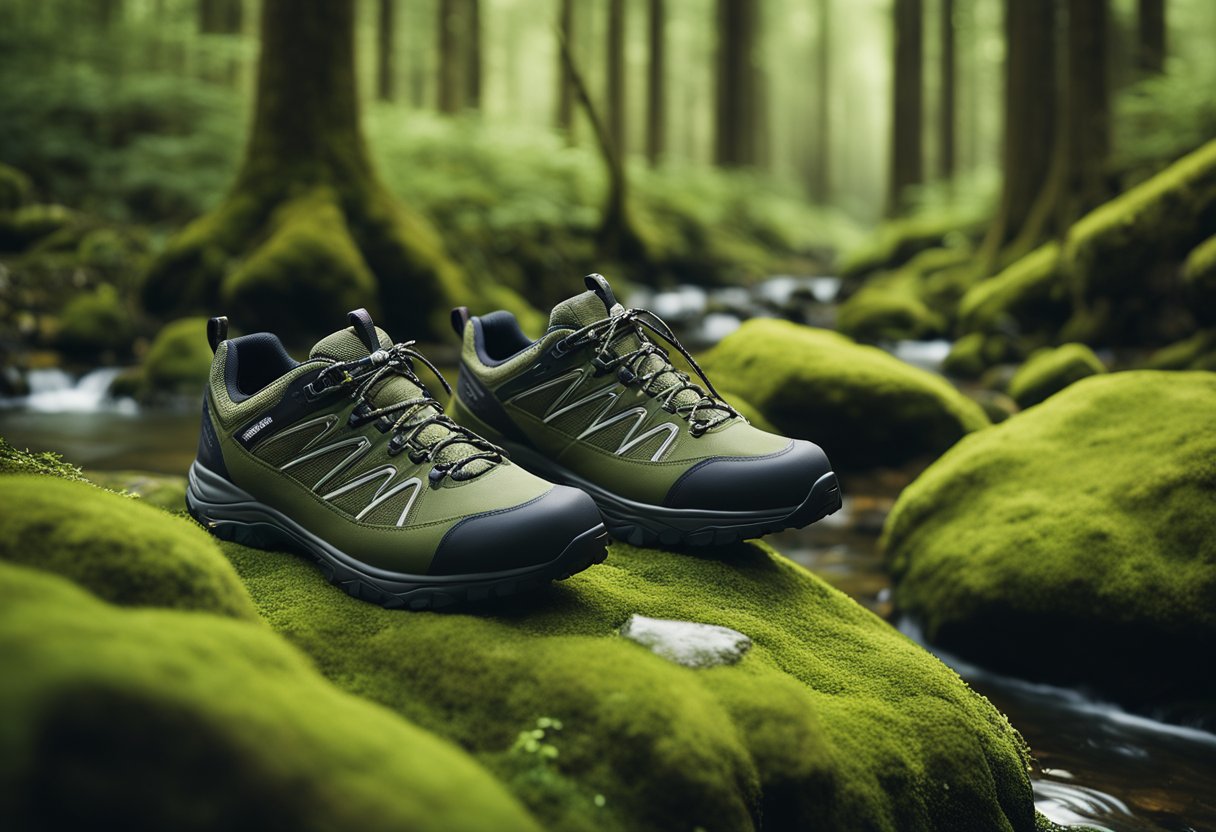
left=1, top=279, right=1213, bottom=832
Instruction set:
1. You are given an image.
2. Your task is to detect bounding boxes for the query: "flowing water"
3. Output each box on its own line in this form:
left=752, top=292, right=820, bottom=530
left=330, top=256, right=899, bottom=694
left=2, top=282, right=1213, bottom=831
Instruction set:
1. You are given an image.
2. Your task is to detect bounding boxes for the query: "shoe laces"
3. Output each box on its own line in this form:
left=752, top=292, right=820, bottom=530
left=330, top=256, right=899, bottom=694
left=310, top=342, right=504, bottom=483
left=556, top=308, right=738, bottom=437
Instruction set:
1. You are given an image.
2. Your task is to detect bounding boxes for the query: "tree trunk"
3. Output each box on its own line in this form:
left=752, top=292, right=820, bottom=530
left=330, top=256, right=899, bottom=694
left=887, top=0, right=924, bottom=216
left=376, top=0, right=396, bottom=102
left=714, top=0, right=760, bottom=167
left=979, top=0, right=1058, bottom=264
left=97, top=0, right=124, bottom=29
left=939, top=0, right=956, bottom=182
left=646, top=0, right=666, bottom=167
left=556, top=0, right=575, bottom=135
left=144, top=0, right=476, bottom=342
left=606, top=0, right=626, bottom=157
left=1136, top=0, right=1165, bottom=74
left=465, top=0, right=482, bottom=109
left=810, top=0, right=831, bottom=201
left=437, top=0, right=465, bottom=114
left=199, top=0, right=242, bottom=34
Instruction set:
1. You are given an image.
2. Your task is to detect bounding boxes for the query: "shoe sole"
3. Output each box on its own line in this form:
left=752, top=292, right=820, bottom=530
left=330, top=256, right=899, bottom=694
left=185, top=462, right=609, bottom=610
left=499, top=440, right=844, bottom=547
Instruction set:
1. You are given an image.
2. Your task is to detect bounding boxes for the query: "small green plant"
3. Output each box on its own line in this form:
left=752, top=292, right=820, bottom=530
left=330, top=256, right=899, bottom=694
left=509, top=716, right=563, bottom=762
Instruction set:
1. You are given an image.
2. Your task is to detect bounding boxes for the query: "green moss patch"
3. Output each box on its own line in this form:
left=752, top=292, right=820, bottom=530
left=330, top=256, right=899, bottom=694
left=837, top=270, right=945, bottom=343
left=1006, top=343, right=1105, bottom=408
left=943, top=332, right=1021, bottom=380
left=958, top=243, right=1068, bottom=336
left=56, top=284, right=133, bottom=355
left=883, top=371, right=1216, bottom=713
left=222, top=536, right=1035, bottom=832
left=0, top=561, right=540, bottom=832
left=839, top=214, right=983, bottom=280
left=700, top=319, right=990, bottom=470
left=142, top=316, right=213, bottom=395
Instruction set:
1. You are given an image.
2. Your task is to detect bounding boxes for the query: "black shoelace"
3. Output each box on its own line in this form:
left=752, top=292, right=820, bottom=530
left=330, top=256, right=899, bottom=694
left=310, top=342, right=503, bottom=483
left=556, top=308, right=737, bottom=437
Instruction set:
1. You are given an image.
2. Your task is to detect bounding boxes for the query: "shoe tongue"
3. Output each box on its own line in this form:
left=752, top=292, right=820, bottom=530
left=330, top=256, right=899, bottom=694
left=309, top=324, right=492, bottom=475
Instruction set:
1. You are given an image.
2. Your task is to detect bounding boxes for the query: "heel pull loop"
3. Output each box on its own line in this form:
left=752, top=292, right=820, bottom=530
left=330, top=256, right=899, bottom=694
left=450, top=306, right=470, bottom=339
left=206, top=316, right=228, bottom=354
left=348, top=308, right=381, bottom=354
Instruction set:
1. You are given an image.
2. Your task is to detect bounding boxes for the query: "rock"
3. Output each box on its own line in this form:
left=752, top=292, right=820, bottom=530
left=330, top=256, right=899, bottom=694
left=620, top=615, right=752, bottom=668
left=142, top=316, right=214, bottom=396
left=836, top=270, right=945, bottom=343
left=957, top=243, right=1069, bottom=337
left=943, top=332, right=1023, bottom=380
left=839, top=213, right=984, bottom=281
left=56, top=284, right=134, bottom=355
left=1006, top=343, right=1105, bottom=408
left=224, top=534, right=1037, bottom=832
left=883, top=372, right=1216, bottom=717
left=964, top=388, right=1019, bottom=424
left=0, top=561, right=540, bottom=832
left=699, top=319, right=990, bottom=470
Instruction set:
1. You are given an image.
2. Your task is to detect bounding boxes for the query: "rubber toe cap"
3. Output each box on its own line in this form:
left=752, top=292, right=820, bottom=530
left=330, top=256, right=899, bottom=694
left=663, top=439, right=834, bottom=512
left=429, top=484, right=604, bottom=576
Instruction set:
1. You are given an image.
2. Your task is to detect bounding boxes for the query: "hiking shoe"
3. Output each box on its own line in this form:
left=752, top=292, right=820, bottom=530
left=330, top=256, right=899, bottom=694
left=185, top=309, right=608, bottom=609
left=448, top=274, right=842, bottom=547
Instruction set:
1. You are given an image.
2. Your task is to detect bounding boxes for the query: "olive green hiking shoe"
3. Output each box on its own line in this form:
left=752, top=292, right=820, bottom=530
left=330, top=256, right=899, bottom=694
left=448, top=274, right=843, bottom=547
left=185, top=310, right=608, bottom=610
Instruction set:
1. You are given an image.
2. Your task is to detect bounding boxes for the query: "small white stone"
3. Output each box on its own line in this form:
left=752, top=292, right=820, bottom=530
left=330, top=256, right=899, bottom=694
left=619, top=614, right=752, bottom=668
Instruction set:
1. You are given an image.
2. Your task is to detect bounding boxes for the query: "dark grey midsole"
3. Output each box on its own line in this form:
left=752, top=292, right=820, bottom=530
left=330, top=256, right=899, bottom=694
left=185, top=461, right=604, bottom=587
left=499, top=439, right=813, bottom=528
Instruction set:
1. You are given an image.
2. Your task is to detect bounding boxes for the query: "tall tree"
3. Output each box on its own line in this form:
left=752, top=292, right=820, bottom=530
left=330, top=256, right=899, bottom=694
left=199, top=0, right=242, bottom=34
left=887, top=0, right=924, bottom=216
left=376, top=0, right=396, bottom=102
left=437, top=0, right=466, bottom=113
left=646, top=0, right=666, bottom=166
left=714, top=0, right=761, bottom=167
left=1136, top=0, right=1166, bottom=74
left=606, top=0, right=626, bottom=156
left=465, top=0, right=482, bottom=109
left=979, top=0, right=1058, bottom=262
left=144, top=0, right=471, bottom=341
left=810, top=0, right=831, bottom=201
left=556, top=0, right=575, bottom=134
left=939, top=0, right=956, bottom=181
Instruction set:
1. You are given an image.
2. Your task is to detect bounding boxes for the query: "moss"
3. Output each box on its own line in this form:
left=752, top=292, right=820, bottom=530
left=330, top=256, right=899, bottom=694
left=84, top=470, right=189, bottom=512
left=222, top=536, right=1036, bottom=832
left=76, top=226, right=150, bottom=277
left=0, top=475, right=256, bottom=619
left=965, top=389, right=1019, bottom=424
left=1065, top=139, right=1216, bottom=300
left=1006, top=343, right=1105, bottom=408
left=837, top=270, right=945, bottom=343
left=700, top=319, right=990, bottom=470
left=839, top=213, right=983, bottom=280
left=0, top=163, right=32, bottom=212
left=883, top=372, right=1216, bottom=713
left=943, top=332, right=1020, bottom=380
left=0, top=562, right=542, bottom=832
left=1142, top=329, right=1216, bottom=371
left=142, top=317, right=213, bottom=395
left=1181, top=233, right=1216, bottom=321
left=0, top=438, right=89, bottom=482
left=0, top=204, right=73, bottom=252
left=957, top=243, right=1067, bottom=336
left=55, top=284, right=133, bottom=355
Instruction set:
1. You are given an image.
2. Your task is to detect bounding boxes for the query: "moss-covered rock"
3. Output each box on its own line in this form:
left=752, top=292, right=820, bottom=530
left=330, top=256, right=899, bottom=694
left=0, top=204, right=73, bottom=252
left=223, top=534, right=1036, bottom=832
left=883, top=372, right=1216, bottom=714
left=1181, top=233, right=1216, bottom=322
left=1142, top=329, right=1216, bottom=371
left=0, top=163, right=32, bottom=212
left=839, top=213, right=982, bottom=280
left=0, top=561, right=542, bottom=832
left=142, top=316, right=213, bottom=395
left=0, top=437, right=89, bottom=482
left=84, top=469, right=189, bottom=512
left=55, top=284, right=134, bottom=355
left=958, top=243, right=1068, bottom=336
left=943, top=332, right=1021, bottom=380
left=837, top=270, right=945, bottom=343
left=699, top=320, right=990, bottom=470
left=0, top=475, right=256, bottom=619
left=1006, top=343, right=1105, bottom=408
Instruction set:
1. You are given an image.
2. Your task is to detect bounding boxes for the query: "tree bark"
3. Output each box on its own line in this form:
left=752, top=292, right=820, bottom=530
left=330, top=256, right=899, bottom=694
left=437, top=0, right=465, bottom=114
left=199, top=0, right=242, bottom=34
left=939, top=0, right=956, bottom=181
left=376, top=0, right=396, bottom=102
left=714, top=0, right=760, bottom=167
left=606, top=0, right=626, bottom=157
left=979, top=0, right=1058, bottom=263
left=887, top=0, right=924, bottom=216
left=646, top=0, right=666, bottom=166
left=810, top=0, right=831, bottom=201
left=465, top=0, right=482, bottom=109
left=556, top=0, right=575, bottom=134
left=1136, top=0, right=1165, bottom=74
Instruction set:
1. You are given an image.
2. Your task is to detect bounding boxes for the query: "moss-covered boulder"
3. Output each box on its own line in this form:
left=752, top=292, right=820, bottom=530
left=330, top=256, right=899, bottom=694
left=837, top=271, right=945, bottom=343
left=0, top=204, right=73, bottom=252
left=1143, top=330, right=1216, bottom=371
left=883, top=372, right=1216, bottom=714
left=700, top=319, right=990, bottom=470
left=1006, top=343, right=1105, bottom=408
left=224, top=535, right=1036, bottom=832
left=0, top=163, right=32, bottom=212
left=142, top=316, right=214, bottom=396
left=839, top=214, right=983, bottom=281
left=55, top=284, right=134, bottom=355
left=958, top=243, right=1068, bottom=337
left=1181, top=233, right=1216, bottom=322
left=0, top=559, right=542, bottom=832
left=943, top=332, right=1021, bottom=380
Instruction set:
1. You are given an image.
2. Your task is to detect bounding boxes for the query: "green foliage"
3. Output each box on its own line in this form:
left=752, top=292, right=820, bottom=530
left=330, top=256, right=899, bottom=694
left=223, top=533, right=1036, bottom=832
left=142, top=317, right=213, bottom=395
left=1112, top=50, right=1216, bottom=179
left=883, top=372, right=1216, bottom=712
left=56, top=284, right=133, bottom=355
left=1006, top=343, right=1105, bottom=408
left=699, top=319, right=990, bottom=470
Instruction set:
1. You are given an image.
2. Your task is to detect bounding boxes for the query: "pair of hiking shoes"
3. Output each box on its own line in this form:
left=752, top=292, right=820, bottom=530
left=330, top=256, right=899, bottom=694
left=186, top=274, right=842, bottom=610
